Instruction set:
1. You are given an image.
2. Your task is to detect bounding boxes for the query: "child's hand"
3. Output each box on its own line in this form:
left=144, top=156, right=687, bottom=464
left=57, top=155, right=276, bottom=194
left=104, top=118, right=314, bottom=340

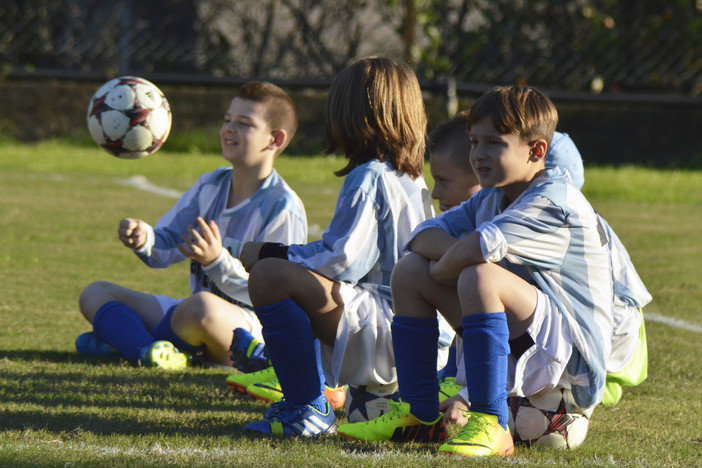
left=240, top=242, right=264, bottom=272
left=177, top=217, right=222, bottom=266
left=118, top=218, right=147, bottom=249
left=440, top=394, right=470, bottom=425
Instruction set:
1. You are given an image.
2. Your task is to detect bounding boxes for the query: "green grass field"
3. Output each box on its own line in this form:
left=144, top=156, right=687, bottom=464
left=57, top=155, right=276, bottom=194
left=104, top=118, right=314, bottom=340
left=1, top=140, right=701, bottom=467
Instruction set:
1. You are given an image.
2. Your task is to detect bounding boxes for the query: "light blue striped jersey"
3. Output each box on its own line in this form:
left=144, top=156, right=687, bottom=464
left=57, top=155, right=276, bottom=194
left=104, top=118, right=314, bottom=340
left=411, top=167, right=614, bottom=409
left=135, top=167, right=307, bottom=306
left=288, top=159, right=432, bottom=303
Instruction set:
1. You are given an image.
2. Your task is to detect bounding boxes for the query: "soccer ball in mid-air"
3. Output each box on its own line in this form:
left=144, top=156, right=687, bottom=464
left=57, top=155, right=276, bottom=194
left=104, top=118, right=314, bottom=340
left=345, top=383, right=399, bottom=423
left=507, top=388, right=590, bottom=449
left=87, top=76, right=171, bottom=159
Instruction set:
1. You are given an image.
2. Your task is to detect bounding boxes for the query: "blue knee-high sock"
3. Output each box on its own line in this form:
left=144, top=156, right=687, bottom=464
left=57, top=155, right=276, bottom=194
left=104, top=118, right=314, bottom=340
left=462, top=313, right=510, bottom=429
left=392, top=315, right=440, bottom=422
left=150, top=306, right=206, bottom=355
left=92, top=301, right=155, bottom=362
left=437, top=345, right=458, bottom=381
left=254, top=298, right=326, bottom=410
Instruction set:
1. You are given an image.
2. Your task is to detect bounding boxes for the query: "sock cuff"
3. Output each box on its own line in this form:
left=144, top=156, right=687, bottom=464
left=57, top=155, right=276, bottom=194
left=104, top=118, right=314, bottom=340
left=93, top=301, right=124, bottom=329
left=392, top=315, right=439, bottom=338
left=462, top=312, right=509, bottom=333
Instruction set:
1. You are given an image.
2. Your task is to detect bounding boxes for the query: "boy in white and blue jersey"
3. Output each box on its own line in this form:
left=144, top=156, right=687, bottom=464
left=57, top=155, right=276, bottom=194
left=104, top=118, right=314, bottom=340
left=429, top=115, right=650, bottom=429
left=236, top=57, right=433, bottom=437
left=338, top=86, right=615, bottom=458
left=76, top=82, right=306, bottom=369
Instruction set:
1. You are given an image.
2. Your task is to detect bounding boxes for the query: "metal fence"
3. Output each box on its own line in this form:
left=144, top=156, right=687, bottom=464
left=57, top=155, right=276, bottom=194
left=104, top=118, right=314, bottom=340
left=2, top=0, right=702, bottom=98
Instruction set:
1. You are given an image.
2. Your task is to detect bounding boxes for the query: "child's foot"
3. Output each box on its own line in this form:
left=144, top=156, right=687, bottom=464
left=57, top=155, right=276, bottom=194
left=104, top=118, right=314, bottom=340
left=438, top=411, right=514, bottom=458
left=246, top=378, right=347, bottom=410
left=337, top=400, right=448, bottom=442
left=138, top=341, right=189, bottom=370
left=243, top=399, right=337, bottom=437
left=230, top=328, right=270, bottom=372
left=75, top=332, right=118, bottom=357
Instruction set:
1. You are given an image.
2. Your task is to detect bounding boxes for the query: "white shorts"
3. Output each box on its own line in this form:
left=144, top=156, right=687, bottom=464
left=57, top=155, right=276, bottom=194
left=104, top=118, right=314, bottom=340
left=151, top=294, right=264, bottom=342
left=320, top=283, right=395, bottom=388
left=455, top=288, right=573, bottom=398
left=507, top=288, right=573, bottom=397
left=321, top=283, right=454, bottom=388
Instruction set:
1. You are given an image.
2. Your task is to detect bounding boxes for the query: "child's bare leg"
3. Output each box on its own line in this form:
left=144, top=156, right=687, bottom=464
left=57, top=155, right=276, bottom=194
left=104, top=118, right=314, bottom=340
left=455, top=262, right=538, bottom=430
left=247, top=257, right=343, bottom=346
left=391, top=252, right=462, bottom=325
left=389, top=253, right=464, bottom=422
left=78, top=280, right=163, bottom=328
left=170, top=292, right=254, bottom=366
left=456, top=262, right=537, bottom=337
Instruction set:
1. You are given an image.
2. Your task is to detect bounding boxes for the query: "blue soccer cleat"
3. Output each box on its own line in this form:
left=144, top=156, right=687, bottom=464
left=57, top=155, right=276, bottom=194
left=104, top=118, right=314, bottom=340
left=230, top=327, right=270, bottom=373
left=75, top=332, right=118, bottom=357
left=243, top=399, right=337, bottom=437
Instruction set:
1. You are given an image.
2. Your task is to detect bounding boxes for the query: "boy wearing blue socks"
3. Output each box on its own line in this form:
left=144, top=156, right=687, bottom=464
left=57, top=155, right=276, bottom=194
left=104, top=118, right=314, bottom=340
left=76, top=82, right=307, bottom=369
left=236, top=57, right=433, bottom=437
left=338, top=86, right=616, bottom=458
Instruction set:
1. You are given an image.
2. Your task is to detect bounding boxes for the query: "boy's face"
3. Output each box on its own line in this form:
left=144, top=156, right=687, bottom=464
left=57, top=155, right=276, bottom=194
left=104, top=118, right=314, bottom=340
left=430, top=151, right=481, bottom=212
left=220, top=97, right=276, bottom=167
left=468, top=119, right=543, bottom=202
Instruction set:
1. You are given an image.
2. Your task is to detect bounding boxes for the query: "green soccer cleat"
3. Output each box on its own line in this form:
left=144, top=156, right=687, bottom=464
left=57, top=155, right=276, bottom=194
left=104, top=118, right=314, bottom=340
left=226, top=366, right=277, bottom=394
left=247, top=378, right=347, bottom=411
left=438, top=411, right=514, bottom=458
left=337, top=400, right=448, bottom=442
left=438, top=376, right=463, bottom=403
left=138, top=341, right=189, bottom=370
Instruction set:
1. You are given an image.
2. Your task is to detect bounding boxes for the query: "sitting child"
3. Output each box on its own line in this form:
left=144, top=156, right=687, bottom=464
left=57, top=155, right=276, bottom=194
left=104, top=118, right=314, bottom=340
left=337, top=85, right=618, bottom=458
left=427, top=113, right=650, bottom=436
left=236, top=56, right=434, bottom=437
left=76, top=82, right=307, bottom=370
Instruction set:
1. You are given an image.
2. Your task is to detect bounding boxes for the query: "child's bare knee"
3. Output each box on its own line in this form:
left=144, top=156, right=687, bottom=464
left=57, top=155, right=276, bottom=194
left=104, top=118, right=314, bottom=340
left=391, top=253, right=431, bottom=289
left=78, top=281, right=116, bottom=322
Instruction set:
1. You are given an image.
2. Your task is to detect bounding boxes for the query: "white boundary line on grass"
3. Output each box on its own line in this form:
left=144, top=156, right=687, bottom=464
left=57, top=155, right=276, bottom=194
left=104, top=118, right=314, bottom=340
left=123, top=175, right=702, bottom=336
left=644, top=312, right=702, bottom=334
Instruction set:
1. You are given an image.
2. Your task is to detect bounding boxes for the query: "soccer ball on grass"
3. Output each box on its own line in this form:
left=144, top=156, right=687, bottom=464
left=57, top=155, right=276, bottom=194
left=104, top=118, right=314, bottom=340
left=507, top=388, right=590, bottom=449
left=87, top=76, right=171, bottom=159
left=345, top=383, right=399, bottom=423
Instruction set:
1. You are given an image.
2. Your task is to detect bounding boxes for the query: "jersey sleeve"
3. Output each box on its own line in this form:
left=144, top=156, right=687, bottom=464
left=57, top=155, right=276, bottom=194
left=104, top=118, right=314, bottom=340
left=202, top=200, right=307, bottom=304
left=133, top=173, right=212, bottom=268
left=476, top=194, right=571, bottom=269
left=287, top=174, right=380, bottom=283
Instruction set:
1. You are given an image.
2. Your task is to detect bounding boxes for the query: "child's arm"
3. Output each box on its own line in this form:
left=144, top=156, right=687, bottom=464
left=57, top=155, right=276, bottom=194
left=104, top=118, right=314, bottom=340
left=430, top=232, right=485, bottom=283
left=407, top=228, right=459, bottom=261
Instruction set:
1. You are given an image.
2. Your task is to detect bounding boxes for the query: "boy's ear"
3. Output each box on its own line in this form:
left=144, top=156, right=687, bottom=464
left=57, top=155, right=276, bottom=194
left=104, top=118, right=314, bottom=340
left=529, top=139, right=548, bottom=162
left=270, top=129, right=287, bottom=150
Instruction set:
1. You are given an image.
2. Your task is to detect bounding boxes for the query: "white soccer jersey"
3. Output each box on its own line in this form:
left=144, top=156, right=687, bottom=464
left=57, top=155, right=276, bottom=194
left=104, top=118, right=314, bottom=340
left=287, top=159, right=433, bottom=303
left=411, top=167, right=614, bottom=409
left=134, top=167, right=307, bottom=307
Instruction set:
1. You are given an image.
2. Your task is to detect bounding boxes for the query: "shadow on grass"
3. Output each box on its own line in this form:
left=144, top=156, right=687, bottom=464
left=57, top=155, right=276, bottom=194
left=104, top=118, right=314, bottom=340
left=0, top=349, right=279, bottom=439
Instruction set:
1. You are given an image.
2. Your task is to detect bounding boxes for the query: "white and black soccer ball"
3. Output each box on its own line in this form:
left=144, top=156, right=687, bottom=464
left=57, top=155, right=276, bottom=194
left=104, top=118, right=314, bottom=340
left=507, top=388, right=590, bottom=450
left=87, top=76, right=172, bottom=159
left=345, top=383, right=399, bottom=423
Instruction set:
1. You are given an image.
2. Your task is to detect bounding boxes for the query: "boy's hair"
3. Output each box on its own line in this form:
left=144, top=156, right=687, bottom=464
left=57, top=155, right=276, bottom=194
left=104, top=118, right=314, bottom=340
left=324, top=56, right=426, bottom=178
left=428, top=111, right=471, bottom=171
left=238, top=81, right=298, bottom=154
left=465, top=86, right=558, bottom=145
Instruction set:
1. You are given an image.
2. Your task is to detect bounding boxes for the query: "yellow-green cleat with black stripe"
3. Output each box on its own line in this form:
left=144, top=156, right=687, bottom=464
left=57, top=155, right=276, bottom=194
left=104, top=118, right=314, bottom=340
left=438, top=411, right=514, bottom=458
left=337, top=400, right=448, bottom=442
